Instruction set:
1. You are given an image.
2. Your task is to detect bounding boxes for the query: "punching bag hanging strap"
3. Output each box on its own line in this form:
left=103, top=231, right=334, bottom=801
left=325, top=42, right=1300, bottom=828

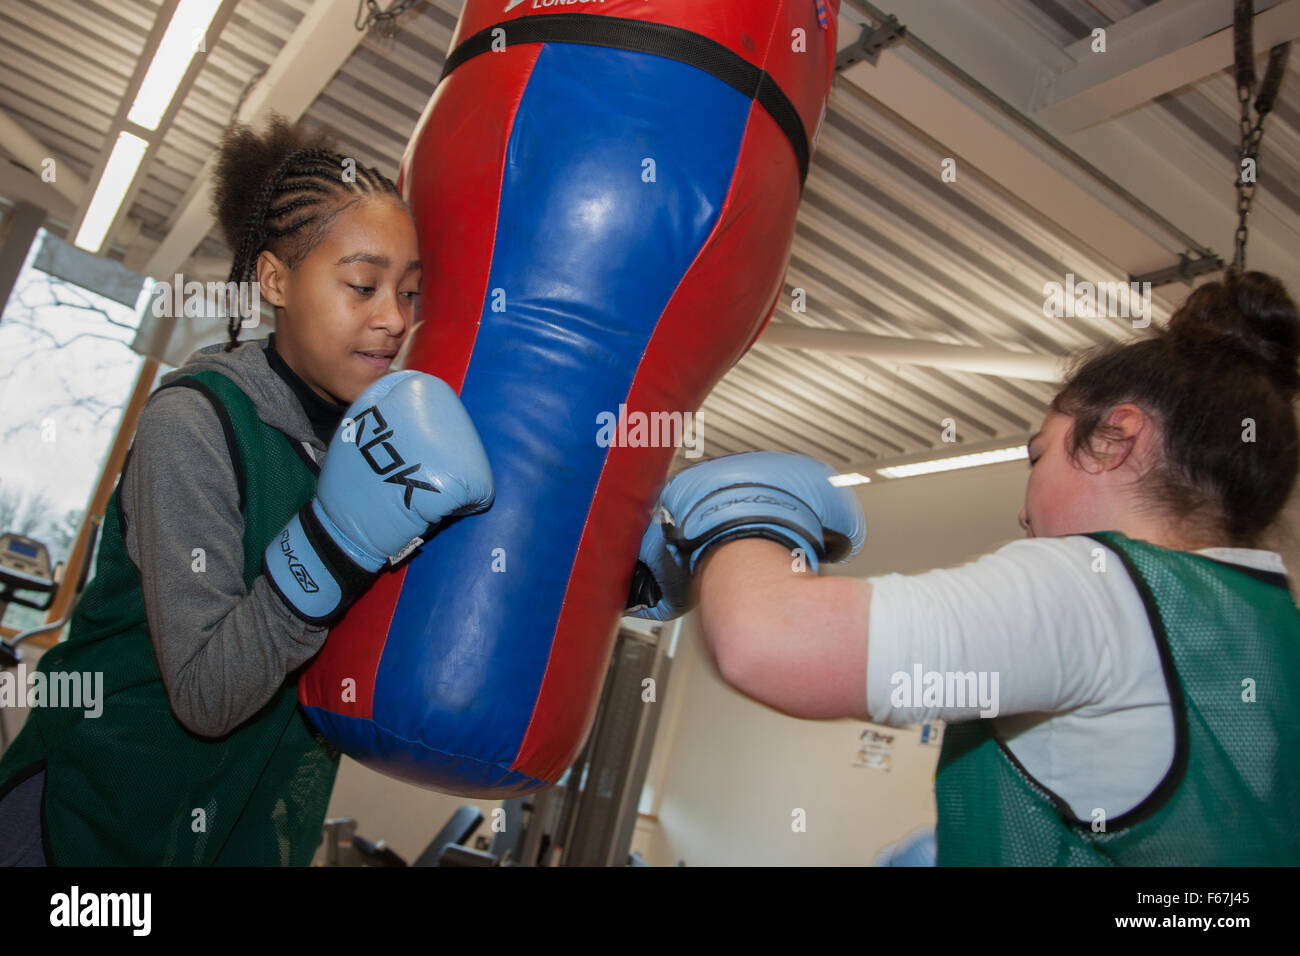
left=439, top=13, right=814, bottom=189
left=1234, top=0, right=1255, bottom=95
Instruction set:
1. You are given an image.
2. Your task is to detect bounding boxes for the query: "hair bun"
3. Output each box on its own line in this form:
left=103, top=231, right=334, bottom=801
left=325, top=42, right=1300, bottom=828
left=1165, top=269, right=1300, bottom=400
left=210, top=113, right=338, bottom=257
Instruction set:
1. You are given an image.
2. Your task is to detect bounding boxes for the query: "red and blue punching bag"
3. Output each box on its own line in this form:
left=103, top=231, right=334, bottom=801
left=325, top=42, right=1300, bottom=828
left=298, top=0, right=840, bottom=795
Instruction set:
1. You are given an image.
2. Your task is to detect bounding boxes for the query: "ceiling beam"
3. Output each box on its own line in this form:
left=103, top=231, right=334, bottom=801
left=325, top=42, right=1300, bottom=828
left=1057, top=89, right=1300, bottom=291
left=756, top=324, right=1065, bottom=381
left=0, top=107, right=88, bottom=212
left=1034, top=0, right=1300, bottom=133
left=70, top=0, right=240, bottom=255
left=131, top=0, right=370, bottom=280
left=837, top=0, right=1300, bottom=290
left=0, top=158, right=78, bottom=224
left=837, top=44, right=1177, bottom=276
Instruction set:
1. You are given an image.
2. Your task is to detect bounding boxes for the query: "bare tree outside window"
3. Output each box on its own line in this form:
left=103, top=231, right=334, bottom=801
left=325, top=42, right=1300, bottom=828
left=0, top=236, right=148, bottom=634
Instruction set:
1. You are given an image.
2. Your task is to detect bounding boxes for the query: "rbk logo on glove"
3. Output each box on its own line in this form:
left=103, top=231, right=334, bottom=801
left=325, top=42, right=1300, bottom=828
left=350, top=405, right=441, bottom=509
left=264, top=370, right=494, bottom=628
left=279, top=528, right=319, bottom=594
left=698, top=491, right=800, bottom=520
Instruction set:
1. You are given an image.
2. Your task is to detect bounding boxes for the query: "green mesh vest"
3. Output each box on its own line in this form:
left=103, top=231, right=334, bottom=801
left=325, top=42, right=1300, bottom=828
left=0, top=370, right=339, bottom=865
left=935, top=530, right=1300, bottom=865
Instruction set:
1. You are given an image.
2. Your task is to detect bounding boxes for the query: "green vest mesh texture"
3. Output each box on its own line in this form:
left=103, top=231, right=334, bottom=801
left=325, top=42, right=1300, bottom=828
left=0, top=370, right=339, bottom=865
left=934, top=530, right=1300, bottom=865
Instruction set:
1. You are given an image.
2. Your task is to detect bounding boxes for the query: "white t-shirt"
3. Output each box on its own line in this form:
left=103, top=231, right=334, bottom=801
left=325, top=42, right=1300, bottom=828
left=864, top=535, right=1289, bottom=820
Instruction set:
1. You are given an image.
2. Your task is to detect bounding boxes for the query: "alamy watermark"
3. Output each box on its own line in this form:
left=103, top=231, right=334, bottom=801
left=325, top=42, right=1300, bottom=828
left=596, top=404, right=704, bottom=459
left=0, top=664, right=102, bottom=718
left=50, top=886, right=150, bottom=935
left=150, top=274, right=260, bottom=327
left=1043, top=274, right=1151, bottom=328
left=890, top=666, right=1000, bottom=718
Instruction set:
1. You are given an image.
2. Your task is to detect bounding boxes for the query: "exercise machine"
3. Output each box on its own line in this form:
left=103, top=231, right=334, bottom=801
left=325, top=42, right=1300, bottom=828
left=0, top=518, right=100, bottom=665
left=0, top=531, right=60, bottom=666
left=318, top=797, right=533, bottom=867
left=316, top=620, right=676, bottom=866
left=0, top=519, right=100, bottom=755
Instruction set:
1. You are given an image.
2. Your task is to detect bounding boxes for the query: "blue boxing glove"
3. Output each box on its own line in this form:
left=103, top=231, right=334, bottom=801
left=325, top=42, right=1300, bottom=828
left=264, top=370, right=494, bottom=625
left=625, top=515, right=691, bottom=621
left=625, top=451, right=866, bottom=621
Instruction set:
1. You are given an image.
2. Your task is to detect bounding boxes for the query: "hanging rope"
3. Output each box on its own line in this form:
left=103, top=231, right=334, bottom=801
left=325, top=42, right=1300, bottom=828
left=1232, top=0, right=1291, bottom=271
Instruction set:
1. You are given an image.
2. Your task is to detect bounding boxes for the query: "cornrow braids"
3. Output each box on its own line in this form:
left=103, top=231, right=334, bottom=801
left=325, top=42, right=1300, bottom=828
left=211, top=116, right=404, bottom=352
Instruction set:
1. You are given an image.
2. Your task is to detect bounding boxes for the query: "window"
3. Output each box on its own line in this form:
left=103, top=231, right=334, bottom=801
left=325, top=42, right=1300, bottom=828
left=0, top=228, right=151, bottom=636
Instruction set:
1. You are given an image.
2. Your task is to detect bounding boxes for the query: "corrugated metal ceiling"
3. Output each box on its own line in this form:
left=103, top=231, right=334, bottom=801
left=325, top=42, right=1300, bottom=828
left=3, top=0, right=1295, bottom=473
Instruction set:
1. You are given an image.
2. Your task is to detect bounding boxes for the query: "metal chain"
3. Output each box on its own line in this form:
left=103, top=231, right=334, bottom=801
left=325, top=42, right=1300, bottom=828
left=226, top=67, right=267, bottom=129
left=355, top=0, right=419, bottom=39
left=1231, top=0, right=1290, bottom=273
left=1234, top=82, right=1260, bottom=271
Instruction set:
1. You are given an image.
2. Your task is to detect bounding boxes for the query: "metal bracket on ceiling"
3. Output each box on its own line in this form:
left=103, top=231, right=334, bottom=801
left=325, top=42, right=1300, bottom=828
left=835, top=14, right=907, bottom=72
left=1129, top=251, right=1224, bottom=290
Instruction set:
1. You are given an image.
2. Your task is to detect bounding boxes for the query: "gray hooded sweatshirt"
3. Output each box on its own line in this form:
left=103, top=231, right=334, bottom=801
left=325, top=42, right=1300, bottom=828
left=120, top=336, right=333, bottom=739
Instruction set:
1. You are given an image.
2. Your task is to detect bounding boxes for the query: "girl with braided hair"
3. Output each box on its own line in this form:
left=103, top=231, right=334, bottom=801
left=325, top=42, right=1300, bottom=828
left=0, top=115, right=435, bottom=865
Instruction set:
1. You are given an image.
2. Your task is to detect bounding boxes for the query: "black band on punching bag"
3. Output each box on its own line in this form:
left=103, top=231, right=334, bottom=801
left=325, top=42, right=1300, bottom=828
left=440, top=13, right=814, bottom=188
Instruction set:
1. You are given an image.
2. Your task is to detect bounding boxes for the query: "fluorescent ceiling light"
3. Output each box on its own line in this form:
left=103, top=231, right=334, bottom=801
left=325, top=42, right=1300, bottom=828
left=74, top=131, right=149, bottom=253
left=876, top=445, right=1028, bottom=479
left=829, top=472, right=871, bottom=487
left=127, top=0, right=222, bottom=130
